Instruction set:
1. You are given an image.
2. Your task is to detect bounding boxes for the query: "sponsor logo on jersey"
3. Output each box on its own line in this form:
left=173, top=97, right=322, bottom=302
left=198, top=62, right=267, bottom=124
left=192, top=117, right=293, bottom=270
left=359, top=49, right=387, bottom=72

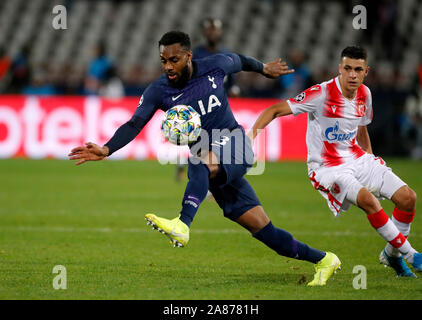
left=197, top=94, right=221, bottom=115
left=324, top=121, right=356, bottom=142
left=172, top=93, right=183, bottom=101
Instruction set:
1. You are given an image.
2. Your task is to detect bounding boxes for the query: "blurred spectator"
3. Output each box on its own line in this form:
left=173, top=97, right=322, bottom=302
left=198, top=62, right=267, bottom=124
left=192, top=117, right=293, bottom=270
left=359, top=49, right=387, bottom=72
left=378, top=0, right=398, bottom=59
left=403, top=60, right=422, bottom=159
left=360, top=0, right=398, bottom=60
left=99, top=66, right=124, bottom=98
left=237, top=72, right=279, bottom=98
left=122, top=64, right=148, bottom=96
left=9, top=43, right=32, bottom=93
left=84, top=42, right=113, bottom=95
left=0, top=47, right=11, bottom=80
left=0, top=46, right=12, bottom=92
left=278, top=49, right=312, bottom=99
left=193, top=17, right=240, bottom=97
left=22, top=70, right=56, bottom=96
left=360, top=0, right=379, bottom=45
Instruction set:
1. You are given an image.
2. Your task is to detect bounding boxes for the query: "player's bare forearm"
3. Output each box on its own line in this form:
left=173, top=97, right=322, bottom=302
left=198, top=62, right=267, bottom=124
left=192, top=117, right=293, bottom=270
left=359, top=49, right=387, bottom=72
left=68, top=142, right=109, bottom=165
left=357, top=126, right=373, bottom=154
left=248, top=101, right=292, bottom=141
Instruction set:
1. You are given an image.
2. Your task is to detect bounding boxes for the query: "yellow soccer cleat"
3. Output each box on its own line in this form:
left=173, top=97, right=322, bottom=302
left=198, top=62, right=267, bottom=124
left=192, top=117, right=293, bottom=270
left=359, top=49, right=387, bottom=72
left=307, top=252, right=341, bottom=286
left=145, top=213, right=189, bottom=247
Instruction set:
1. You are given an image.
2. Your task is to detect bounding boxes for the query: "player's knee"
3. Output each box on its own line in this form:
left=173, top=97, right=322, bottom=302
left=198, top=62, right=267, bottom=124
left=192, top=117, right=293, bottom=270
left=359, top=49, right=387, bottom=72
left=397, top=187, right=417, bottom=213
left=236, top=206, right=270, bottom=234
left=207, top=163, right=219, bottom=179
left=188, top=162, right=210, bottom=179
left=251, top=216, right=271, bottom=234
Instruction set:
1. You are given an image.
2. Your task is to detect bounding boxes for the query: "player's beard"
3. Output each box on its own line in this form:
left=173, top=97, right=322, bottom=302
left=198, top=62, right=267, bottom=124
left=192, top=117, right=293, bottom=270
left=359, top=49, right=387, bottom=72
left=168, top=64, right=190, bottom=89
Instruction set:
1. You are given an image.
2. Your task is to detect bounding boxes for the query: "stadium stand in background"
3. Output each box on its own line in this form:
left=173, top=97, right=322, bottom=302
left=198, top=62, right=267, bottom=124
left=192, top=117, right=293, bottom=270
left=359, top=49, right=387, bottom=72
left=0, top=0, right=421, bottom=157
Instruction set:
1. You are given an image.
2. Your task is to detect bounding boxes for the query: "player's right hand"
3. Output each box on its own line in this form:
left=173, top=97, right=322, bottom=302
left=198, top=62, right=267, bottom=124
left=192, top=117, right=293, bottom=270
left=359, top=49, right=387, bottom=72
left=262, top=58, right=294, bottom=78
left=68, top=142, right=109, bottom=165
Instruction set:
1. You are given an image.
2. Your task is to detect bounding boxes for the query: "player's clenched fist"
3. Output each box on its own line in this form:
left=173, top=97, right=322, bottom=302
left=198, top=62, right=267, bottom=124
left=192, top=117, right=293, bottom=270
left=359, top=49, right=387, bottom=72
left=68, top=142, right=109, bottom=165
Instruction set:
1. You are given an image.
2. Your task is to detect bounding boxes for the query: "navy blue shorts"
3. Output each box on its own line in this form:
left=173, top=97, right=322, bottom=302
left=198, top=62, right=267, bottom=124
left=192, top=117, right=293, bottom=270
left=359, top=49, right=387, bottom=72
left=208, top=126, right=261, bottom=221
left=209, top=176, right=261, bottom=221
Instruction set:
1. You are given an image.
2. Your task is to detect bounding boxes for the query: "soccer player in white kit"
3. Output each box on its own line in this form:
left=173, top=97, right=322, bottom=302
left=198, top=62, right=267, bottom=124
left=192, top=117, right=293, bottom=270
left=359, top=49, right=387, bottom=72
left=248, top=46, right=422, bottom=277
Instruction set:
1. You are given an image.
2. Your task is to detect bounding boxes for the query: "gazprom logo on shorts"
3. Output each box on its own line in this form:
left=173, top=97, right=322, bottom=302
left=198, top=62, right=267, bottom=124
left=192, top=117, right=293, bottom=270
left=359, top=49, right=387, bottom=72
left=325, top=121, right=356, bottom=142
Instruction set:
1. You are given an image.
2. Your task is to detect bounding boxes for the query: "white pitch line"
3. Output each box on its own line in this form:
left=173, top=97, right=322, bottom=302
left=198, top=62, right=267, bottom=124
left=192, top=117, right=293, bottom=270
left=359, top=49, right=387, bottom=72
left=0, top=225, right=421, bottom=238
left=0, top=226, right=242, bottom=234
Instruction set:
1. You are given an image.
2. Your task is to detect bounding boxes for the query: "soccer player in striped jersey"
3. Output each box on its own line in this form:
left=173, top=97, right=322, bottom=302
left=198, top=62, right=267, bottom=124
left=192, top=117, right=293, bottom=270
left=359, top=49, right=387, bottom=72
left=69, top=31, right=341, bottom=286
left=248, top=46, right=422, bottom=277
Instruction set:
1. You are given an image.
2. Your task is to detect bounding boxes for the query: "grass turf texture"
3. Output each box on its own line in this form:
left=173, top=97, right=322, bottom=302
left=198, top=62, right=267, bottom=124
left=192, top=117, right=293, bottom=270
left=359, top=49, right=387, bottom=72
left=0, top=158, right=421, bottom=300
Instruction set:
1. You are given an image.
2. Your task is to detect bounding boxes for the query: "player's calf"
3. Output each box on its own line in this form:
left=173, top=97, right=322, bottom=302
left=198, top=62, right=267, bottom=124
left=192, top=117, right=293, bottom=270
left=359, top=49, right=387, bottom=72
left=385, top=186, right=417, bottom=260
left=252, top=221, right=326, bottom=264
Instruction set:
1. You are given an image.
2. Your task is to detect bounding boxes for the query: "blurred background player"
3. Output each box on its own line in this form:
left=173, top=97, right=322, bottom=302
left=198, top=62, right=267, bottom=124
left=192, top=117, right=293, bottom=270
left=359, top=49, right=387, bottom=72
left=84, top=42, right=114, bottom=95
left=248, top=46, right=422, bottom=277
left=0, top=46, right=12, bottom=92
left=193, top=17, right=240, bottom=97
left=69, top=31, right=341, bottom=286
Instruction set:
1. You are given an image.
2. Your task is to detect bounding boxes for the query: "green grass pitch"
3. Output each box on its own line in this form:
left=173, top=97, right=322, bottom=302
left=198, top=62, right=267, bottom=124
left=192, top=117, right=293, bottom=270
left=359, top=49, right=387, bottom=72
left=0, top=158, right=421, bottom=300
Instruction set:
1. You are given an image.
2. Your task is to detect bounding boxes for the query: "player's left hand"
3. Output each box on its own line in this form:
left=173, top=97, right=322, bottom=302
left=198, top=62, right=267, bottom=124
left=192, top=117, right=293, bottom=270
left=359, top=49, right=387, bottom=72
left=263, top=58, right=294, bottom=78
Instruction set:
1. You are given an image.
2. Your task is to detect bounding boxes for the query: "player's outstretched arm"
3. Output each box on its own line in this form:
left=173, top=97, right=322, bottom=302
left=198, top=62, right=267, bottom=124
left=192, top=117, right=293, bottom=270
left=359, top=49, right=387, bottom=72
left=218, top=53, right=294, bottom=79
left=68, top=142, right=109, bottom=165
left=247, top=101, right=292, bottom=141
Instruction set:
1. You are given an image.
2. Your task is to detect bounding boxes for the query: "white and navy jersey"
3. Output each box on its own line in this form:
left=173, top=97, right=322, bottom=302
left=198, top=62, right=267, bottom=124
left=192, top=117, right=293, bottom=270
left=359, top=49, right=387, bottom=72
left=286, top=76, right=373, bottom=171
left=132, top=53, right=243, bottom=146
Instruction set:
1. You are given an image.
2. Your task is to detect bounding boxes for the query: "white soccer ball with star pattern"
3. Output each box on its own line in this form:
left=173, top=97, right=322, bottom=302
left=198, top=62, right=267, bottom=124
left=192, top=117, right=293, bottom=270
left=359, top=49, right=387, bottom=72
left=161, top=105, right=201, bottom=145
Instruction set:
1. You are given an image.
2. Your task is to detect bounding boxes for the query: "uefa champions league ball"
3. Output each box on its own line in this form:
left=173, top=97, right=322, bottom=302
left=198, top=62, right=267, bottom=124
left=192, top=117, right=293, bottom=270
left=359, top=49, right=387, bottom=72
left=161, top=105, right=201, bottom=145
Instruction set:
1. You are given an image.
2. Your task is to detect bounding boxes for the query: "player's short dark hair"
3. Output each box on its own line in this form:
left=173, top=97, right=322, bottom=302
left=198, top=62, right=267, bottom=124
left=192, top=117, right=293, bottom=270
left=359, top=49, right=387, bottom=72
left=158, top=31, right=191, bottom=51
left=341, top=46, right=368, bottom=61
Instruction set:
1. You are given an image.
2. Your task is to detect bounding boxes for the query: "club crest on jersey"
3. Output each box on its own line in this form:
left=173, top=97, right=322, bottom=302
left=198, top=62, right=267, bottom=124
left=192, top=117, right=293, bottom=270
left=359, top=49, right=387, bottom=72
left=357, top=103, right=366, bottom=117
left=325, top=121, right=356, bottom=142
left=294, top=92, right=305, bottom=102
left=332, top=183, right=341, bottom=194
left=208, top=76, right=217, bottom=89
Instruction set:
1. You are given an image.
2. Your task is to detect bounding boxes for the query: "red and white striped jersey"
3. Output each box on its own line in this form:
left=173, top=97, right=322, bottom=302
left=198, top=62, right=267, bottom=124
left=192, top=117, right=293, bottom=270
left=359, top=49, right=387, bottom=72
left=286, top=76, right=373, bottom=171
